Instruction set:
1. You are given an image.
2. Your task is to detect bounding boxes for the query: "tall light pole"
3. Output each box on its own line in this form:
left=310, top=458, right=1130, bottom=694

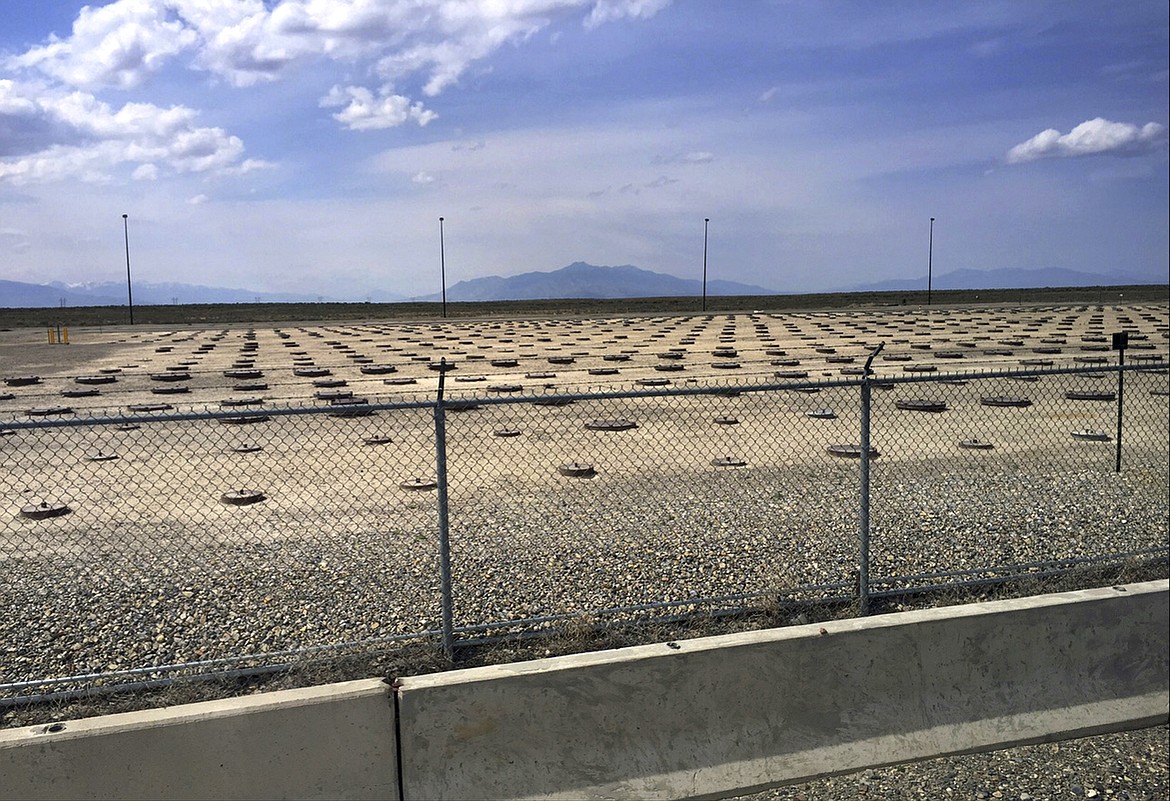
left=701, top=217, right=710, bottom=313
left=122, top=213, right=134, bottom=324
left=927, top=216, right=935, bottom=306
left=438, top=216, right=447, bottom=319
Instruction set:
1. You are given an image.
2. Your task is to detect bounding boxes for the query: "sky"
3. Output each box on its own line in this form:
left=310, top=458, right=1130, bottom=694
left=1, top=0, right=1167, bottom=301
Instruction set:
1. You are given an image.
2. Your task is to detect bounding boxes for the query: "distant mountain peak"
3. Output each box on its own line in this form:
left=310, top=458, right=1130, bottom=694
left=412, top=262, right=777, bottom=302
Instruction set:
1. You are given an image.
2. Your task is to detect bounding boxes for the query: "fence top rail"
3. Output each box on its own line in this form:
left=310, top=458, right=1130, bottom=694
left=1, top=360, right=1164, bottom=429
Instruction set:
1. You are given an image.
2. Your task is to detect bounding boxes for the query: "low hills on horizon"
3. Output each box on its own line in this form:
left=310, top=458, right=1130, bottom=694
left=1, top=261, right=1161, bottom=309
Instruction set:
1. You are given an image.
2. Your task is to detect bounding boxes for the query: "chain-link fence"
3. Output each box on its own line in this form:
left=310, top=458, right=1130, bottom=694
left=2, top=359, right=1168, bottom=705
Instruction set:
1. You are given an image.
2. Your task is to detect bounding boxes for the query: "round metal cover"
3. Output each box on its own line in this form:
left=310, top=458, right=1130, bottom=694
left=150, top=372, right=190, bottom=382
left=488, top=384, right=523, bottom=393
left=27, top=406, right=72, bottom=417
left=807, top=408, right=837, bottom=419
left=585, top=419, right=637, bottom=431
left=711, top=362, right=740, bottom=369
left=558, top=462, right=596, bottom=478
left=384, top=377, right=417, bottom=385
left=1071, top=430, right=1111, bottom=441
left=494, top=428, right=522, bottom=438
left=711, top=456, right=747, bottom=467
left=295, top=367, right=331, bottom=377
left=427, top=362, right=456, bottom=372
left=151, top=386, right=189, bottom=395
left=637, top=378, right=670, bottom=386
left=234, top=383, right=268, bottom=391
left=360, top=365, right=397, bottom=375
left=959, top=439, right=995, bottom=450
left=588, top=367, right=619, bottom=375
left=75, top=374, right=116, bottom=385
left=220, top=414, right=269, bottom=425
left=400, top=477, right=438, bottom=491
left=21, top=502, right=71, bottom=520
left=547, top=356, right=575, bottom=365
left=903, top=365, right=937, bottom=373
left=490, top=359, right=520, bottom=368
left=526, top=372, right=556, bottom=379
left=363, top=435, right=393, bottom=446
left=0, top=429, right=14, bottom=437
left=61, top=388, right=100, bottom=398
left=980, top=396, right=1032, bottom=408
left=87, top=450, right=119, bottom=462
left=230, top=444, right=263, bottom=453
left=654, top=363, right=684, bottom=372
left=313, top=378, right=347, bottom=388
left=6, top=376, right=41, bottom=387
left=826, top=444, right=880, bottom=459
left=128, top=403, right=172, bottom=412
left=1065, top=391, right=1115, bottom=401
left=221, top=397, right=264, bottom=407
left=224, top=369, right=262, bottom=379
left=895, top=399, right=948, bottom=413
left=221, top=490, right=266, bottom=506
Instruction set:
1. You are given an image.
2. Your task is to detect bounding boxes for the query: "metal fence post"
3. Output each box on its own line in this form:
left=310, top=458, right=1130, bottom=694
left=434, top=360, right=455, bottom=660
left=1115, top=350, right=1125, bottom=474
left=858, top=343, right=884, bottom=615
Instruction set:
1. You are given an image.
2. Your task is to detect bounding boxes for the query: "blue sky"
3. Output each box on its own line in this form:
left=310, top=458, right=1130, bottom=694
left=1, top=1, right=1167, bottom=301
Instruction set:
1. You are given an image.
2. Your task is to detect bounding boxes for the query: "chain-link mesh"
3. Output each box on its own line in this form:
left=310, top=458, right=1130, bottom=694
left=2, top=306, right=1167, bottom=702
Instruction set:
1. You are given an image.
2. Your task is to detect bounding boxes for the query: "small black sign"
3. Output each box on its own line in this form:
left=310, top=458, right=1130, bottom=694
left=1111, top=331, right=1129, bottom=351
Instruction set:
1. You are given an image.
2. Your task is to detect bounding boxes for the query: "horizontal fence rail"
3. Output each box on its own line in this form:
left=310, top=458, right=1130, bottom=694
left=2, top=357, right=1168, bottom=704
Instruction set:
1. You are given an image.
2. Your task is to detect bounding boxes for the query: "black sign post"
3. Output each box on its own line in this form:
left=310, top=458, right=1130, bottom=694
left=1112, top=332, right=1127, bottom=472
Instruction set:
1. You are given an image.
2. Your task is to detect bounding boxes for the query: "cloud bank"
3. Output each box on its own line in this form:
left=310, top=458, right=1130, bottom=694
left=1, top=0, right=671, bottom=185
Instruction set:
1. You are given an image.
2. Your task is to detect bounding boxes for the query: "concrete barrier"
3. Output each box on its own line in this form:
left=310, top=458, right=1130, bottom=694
left=2, top=581, right=1166, bottom=800
left=396, top=580, right=1169, bottom=800
left=0, top=678, right=398, bottom=801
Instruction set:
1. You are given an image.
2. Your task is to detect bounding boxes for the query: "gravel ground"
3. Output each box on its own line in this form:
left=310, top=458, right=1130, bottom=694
left=740, top=725, right=1169, bottom=801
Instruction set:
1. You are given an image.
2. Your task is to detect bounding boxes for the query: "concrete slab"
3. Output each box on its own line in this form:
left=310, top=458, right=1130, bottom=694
left=0, top=678, right=398, bottom=801
left=395, top=581, right=1169, bottom=800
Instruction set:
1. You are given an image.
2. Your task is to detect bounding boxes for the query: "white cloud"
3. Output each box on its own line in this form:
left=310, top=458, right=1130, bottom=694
left=1007, top=118, right=1168, bottom=164
left=320, top=84, right=437, bottom=130
left=585, top=0, right=672, bottom=29
left=0, top=80, right=248, bottom=185
left=6, top=0, right=198, bottom=90
left=411, top=170, right=436, bottom=184
left=187, top=192, right=209, bottom=204
left=653, top=150, right=714, bottom=165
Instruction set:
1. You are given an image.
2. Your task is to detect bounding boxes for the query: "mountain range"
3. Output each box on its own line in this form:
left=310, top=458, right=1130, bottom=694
left=1, top=264, right=1161, bottom=309
left=848, top=267, right=1154, bottom=292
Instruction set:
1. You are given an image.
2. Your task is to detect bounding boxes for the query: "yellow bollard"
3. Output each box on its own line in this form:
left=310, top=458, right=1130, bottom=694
left=63, top=327, right=69, bottom=344
left=48, top=327, right=56, bottom=344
